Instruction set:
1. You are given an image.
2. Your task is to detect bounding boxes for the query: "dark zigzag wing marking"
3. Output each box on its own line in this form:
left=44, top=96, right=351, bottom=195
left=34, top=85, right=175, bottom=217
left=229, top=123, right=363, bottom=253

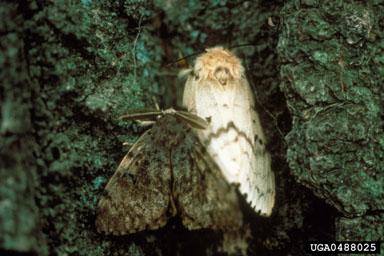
left=203, top=121, right=263, bottom=156
left=96, top=124, right=174, bottom=235
left=172, top=126, right=243, bottom=231
left=200, top=113, right=274, bottom=215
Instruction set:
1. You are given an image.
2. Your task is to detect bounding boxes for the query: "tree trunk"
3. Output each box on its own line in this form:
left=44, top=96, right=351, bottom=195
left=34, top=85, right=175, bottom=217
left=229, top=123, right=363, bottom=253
left=1, top=0, right=382, bottom=255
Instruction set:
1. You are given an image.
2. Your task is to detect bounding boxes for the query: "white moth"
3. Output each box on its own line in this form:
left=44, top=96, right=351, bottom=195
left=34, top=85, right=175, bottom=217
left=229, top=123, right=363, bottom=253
left=182, top=46, right=275, bottom=216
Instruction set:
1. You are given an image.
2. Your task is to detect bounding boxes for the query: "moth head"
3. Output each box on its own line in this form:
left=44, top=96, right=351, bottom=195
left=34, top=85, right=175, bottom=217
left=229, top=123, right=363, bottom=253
left=193, top=46, right=244, bottom=87
left=213, top=66, right=230, bottom=86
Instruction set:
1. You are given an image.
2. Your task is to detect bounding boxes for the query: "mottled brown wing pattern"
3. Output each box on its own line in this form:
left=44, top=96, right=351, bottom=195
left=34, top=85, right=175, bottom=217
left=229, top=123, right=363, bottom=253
left=96, top=127, right=174, bottom=235
left=96, top=114, right=243, bottom=235
left=172, top=124, right=243, bottom=231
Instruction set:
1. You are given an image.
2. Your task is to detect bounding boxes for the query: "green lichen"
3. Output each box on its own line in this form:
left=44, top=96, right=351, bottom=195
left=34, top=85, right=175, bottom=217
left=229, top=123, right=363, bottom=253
left=336, top=215, right=384, bottom=256
left=0, top=2, right=47, bottom=255
left=278, top=0, right=384, bottom=248
left=7, top=0, right=381, bottom=255
left=2, top=0, right=155, bottom=255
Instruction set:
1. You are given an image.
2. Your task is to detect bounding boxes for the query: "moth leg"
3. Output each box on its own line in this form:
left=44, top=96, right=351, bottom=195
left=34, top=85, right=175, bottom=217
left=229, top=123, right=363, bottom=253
left=152, top=96, right=160, bottom=111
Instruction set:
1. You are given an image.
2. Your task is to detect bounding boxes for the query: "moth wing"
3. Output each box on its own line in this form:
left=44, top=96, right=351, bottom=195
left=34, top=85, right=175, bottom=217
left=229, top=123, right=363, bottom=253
left=172, top=125, right=243, bottom=231
left=232, top=78, right=276, bottom=216
left=183, top=76, right=197, bottom=113
left=96, top=129, right=173, bottom=235
left=183, top=77, right=245, bottom=188
left=183, top=76, right=275, bottom=216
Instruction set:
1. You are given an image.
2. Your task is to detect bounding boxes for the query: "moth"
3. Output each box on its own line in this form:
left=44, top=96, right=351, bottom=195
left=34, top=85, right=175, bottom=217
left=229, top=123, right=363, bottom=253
left=96, top=108, right=243, bottom=235
left=183, top=46, right=275, bottom=216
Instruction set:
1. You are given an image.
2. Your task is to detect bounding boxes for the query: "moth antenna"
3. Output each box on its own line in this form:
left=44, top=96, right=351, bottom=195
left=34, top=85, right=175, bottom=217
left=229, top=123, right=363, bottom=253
left=173, top=110, right=208, bottom=130
left=164, top=52, right=201, bottom=68
left=227, top=43, right=256, bottom=50
left=177, top=48, right=189, bottom=69
left=119, top=108, right=162, bottom=121
left=121, top=108, right=208, bottom=130
left=162, top=108, right=208, bottom=129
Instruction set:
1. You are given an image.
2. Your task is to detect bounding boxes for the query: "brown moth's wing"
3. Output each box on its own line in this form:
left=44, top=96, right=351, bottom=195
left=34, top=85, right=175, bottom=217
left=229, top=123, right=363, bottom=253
left=96, top=126, right=174, bottom=235
left=172, top=125, right=243, bottom=231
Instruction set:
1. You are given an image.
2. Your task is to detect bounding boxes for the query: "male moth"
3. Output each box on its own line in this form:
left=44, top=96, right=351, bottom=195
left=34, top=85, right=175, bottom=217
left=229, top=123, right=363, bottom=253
left=182, top=46, right=275, bottom=216
left=96, top=109, right=243, bottom=235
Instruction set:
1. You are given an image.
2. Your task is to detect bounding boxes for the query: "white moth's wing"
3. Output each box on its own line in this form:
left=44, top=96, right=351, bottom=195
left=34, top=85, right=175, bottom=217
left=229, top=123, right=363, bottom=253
left=182, top=47, right=275, bottom=216
left=234, top=78, right=275, bottom=216
left=188, top=76, right=241, bottom=182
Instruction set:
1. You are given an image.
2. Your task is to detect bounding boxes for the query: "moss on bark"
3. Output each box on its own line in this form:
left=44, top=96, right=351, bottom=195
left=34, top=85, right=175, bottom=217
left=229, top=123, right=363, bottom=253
left=1, top=0, right=382, bottom=255
left=279, top=0, right=384, bottom=253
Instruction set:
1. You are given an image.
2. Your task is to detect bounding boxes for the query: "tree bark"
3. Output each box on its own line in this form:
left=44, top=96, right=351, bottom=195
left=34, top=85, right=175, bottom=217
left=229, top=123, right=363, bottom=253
left=1, top=0, right=382, bottom=255
left=279, top=0, right=384, bottom=253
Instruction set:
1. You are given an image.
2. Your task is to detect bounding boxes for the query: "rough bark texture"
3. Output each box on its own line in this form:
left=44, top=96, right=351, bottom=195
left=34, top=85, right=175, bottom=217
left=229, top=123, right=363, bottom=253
left=278, top=0, right=384, bottom=255
left=0, top=0, right=382, bottom=255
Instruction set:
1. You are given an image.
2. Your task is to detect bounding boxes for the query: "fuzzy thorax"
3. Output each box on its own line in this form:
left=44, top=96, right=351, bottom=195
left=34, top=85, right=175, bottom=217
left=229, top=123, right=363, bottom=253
left=193, top=47, right=244, bottom=87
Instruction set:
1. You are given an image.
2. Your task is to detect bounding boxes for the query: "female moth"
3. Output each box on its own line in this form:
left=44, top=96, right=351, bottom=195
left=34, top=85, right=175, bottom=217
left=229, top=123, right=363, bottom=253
left=182, top=46, right=275, bottom=216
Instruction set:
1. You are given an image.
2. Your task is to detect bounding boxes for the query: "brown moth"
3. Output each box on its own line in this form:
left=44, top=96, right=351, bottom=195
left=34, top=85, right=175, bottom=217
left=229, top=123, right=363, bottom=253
left=96, top=109, right=243, bottom=235
left=183, top=46, right=275, bottom=216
